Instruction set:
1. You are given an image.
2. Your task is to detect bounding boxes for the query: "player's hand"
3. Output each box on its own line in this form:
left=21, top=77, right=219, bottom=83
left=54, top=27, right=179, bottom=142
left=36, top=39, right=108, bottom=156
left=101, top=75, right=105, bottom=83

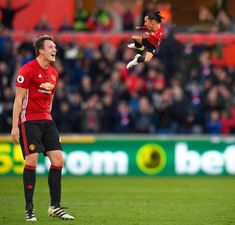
left=11, top=127, right=20, bottom=144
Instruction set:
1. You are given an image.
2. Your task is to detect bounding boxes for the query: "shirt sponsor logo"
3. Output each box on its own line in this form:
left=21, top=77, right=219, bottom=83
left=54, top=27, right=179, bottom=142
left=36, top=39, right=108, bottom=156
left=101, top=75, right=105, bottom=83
left=39, top=82, right=54, bottom=91
left=38, top=89, right=52, bottom=94
left=17, top=75, right=24, bottom=83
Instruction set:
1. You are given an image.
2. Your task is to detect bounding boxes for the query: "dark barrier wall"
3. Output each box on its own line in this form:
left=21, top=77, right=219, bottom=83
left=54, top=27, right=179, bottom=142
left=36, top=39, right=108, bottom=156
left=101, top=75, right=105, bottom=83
left=1, top=135, right=235, bottom=176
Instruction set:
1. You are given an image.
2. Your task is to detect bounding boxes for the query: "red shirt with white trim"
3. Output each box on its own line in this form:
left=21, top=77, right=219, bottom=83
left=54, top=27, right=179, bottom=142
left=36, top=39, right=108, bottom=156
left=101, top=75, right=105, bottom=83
left=145, top=25, right=164, bottom=48
left=138, top=25, right=164, bottom=48
left=16, top=59, right=58, bottom=123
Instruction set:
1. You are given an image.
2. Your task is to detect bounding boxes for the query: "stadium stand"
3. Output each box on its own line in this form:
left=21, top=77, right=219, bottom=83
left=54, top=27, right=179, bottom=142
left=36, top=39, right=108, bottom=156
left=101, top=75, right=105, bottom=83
left=0, top=0, right=235, bottom=134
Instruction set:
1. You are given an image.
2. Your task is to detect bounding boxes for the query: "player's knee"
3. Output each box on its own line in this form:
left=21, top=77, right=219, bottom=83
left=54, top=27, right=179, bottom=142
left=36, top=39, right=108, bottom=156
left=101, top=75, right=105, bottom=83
left=57, top=157, right=64, bottom=167
left=132, top=35, right=140, bottom=40
left=52, top=154, right=64, bottom=167
left=47, top=150, right=64, bottom=167
left=131, top=35, right=136, bottom=40
left=144, top=58, right=151, bottom=63
left=25, top=153, right=38, bottom=166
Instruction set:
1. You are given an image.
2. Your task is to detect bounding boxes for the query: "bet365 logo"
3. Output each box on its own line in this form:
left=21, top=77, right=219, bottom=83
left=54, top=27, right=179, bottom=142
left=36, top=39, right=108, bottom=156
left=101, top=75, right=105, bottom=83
left=136, top=144, right=166, bottom=175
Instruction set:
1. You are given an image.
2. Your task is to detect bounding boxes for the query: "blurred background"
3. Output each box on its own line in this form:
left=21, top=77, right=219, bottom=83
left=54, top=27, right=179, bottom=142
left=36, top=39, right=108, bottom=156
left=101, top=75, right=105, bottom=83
left=0, top=0, right=235, bottom=135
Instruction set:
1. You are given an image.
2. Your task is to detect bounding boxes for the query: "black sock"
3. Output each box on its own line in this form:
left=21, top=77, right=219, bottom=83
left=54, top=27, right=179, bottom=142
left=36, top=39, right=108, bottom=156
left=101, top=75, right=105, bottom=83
left=134, top=40, right=143, bottom=48
left=48, top=165, right=62, bottom=207
left=23, top=165, right=36, bottom=211
left=137, top=56, right=145, bottom=63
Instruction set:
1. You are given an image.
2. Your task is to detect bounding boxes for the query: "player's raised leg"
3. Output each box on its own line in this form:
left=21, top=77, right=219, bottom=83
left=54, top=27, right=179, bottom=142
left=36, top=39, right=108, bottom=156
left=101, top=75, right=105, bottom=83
left=127, top=54, right=142, bottom=69
left=128, top=35, right=145, bottom=51
left=127, top=51, right=154, bottom=69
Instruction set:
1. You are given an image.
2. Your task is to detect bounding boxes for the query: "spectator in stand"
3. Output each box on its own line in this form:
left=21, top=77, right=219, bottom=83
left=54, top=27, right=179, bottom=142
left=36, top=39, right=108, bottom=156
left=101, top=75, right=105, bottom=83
left=73, top=1, right=90, bottom=31
left=79, top=75, right=94, bottom=101
left=180, top=108, right=200, bottom=134
left=0, top=0, right=33, bottom=29
left=198, top=6, right=214, bottom=22
left=203, top=85, right=229, bottom=125
left=133, top=96, right=156, bottom=133
left=17, top=33, right=35, bottom=65
left=17, top=33, right=34, bottom=57
left=156, top=88, right=177, bottom=134
left=128, top=91, right=140, bottom=113
left=68, top=92, right=82, bottom=132
left=94, top=0, right=114, bottom=31
left=113, top=100, right=133, bottom=133
left=146, top=68, right=166, bottom=96
left=55, top=101, right=75, bottom=133
left=58, top=17, right=73, bottom=32
left=34, top=15, right=53, bottom=31
left=109, top=69, right=126, bottom=101
left=190, top=6, right=215, bottom=32
left=52, top=79, right=69, bottom=118
left=197, top=50, right=213, bottom=79
left=80, top=94, right=103, bottom=133
left=114, top=0, right=143, bottom=31
left=206, top=110, right=222, bottom=134
left=215, top=9, right=235, bottom=32
left=101, top=94, right=115, bottom=133
left=221, top=105, right=235, bottom=134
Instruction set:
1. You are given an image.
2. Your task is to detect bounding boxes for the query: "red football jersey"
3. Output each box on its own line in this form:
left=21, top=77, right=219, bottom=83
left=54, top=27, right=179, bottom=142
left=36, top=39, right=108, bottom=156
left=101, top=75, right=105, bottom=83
left=16, top=59, right=58, bottom=123
left=142, top=25, right=164, bottom=48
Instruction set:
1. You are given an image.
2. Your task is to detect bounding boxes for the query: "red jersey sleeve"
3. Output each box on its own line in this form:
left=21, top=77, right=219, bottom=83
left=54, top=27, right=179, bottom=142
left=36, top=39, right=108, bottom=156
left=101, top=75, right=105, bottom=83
left=16, top=64, right=32, bottom=89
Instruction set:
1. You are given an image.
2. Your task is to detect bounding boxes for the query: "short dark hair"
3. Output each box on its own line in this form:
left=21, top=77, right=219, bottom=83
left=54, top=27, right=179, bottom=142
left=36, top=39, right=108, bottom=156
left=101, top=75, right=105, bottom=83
left=34, top=35, right=54, bottom=56
left=148, top=11, right=164, bottom=23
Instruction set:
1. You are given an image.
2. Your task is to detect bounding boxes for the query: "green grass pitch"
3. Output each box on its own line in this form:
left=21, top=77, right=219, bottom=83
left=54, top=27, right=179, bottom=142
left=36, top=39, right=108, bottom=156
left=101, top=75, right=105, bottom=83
left=0, top=176, right=235, bottom=225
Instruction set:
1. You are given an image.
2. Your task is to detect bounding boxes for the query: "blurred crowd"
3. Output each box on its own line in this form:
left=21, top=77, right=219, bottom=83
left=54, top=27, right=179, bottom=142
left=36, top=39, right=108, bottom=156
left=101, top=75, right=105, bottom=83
left=37, top=1, right=235, bottom=33
left=0, top=0, right=235, bottom=135
left=1, top=25, right=235, bottom=135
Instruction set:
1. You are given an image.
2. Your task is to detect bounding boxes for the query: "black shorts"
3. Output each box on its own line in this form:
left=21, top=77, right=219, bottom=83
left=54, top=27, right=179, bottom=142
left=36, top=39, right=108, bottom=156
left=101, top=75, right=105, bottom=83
left=142, top=38, right=156, bottom=54
left=19, top=120, right=62, bottom=159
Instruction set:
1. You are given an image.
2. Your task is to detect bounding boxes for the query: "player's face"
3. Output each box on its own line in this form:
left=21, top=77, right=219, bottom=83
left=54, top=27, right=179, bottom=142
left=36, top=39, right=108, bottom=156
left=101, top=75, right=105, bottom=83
left=144, top=16, right=158, bottom=30
left=41, top=40, right=57, bottom=62
left=144, top=16, right=152, bottom=29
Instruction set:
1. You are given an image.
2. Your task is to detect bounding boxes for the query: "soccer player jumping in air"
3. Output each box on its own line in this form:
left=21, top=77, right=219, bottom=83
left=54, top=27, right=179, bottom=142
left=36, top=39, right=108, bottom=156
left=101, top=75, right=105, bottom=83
left=127, top=11, right=164, bottom=69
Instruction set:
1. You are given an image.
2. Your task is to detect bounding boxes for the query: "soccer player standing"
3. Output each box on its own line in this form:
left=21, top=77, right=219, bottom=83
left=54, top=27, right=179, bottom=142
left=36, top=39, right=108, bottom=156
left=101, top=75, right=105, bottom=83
left=127, top=11, right=164, bottom=69
left=11, top=35, right=74, bottom=221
